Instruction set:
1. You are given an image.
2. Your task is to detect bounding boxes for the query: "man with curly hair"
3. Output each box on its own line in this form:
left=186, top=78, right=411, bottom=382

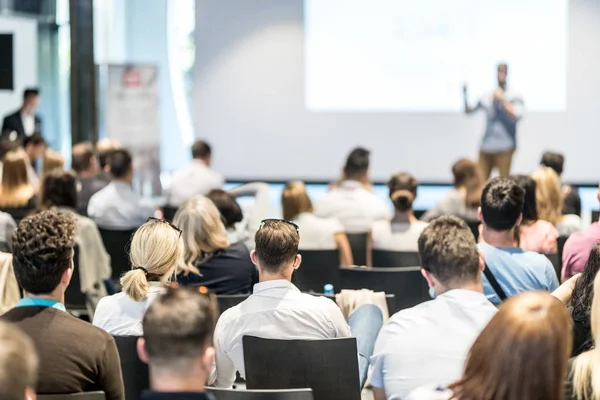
left=1, top=210, right=124, bottom=399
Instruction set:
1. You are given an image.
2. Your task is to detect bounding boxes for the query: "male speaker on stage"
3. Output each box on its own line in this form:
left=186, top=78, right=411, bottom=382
left=463, top=63, right=524, bottom=178
left=1, top=88, right=42, bottom=143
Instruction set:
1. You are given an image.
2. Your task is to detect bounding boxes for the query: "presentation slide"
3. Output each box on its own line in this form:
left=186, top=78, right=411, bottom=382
left=305, top=0, right=568, bottom=112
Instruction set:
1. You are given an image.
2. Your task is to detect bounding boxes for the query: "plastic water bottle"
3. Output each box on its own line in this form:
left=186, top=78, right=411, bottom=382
left=324, top=284, right=334, bottom=295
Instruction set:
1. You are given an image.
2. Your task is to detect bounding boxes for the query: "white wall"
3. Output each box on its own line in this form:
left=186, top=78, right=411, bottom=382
left=193, top=0, right=600, bottom=183
left=0, top=16, right=37, bottom=118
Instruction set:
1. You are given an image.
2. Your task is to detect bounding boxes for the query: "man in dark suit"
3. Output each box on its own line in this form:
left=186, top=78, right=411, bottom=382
left=1, top=88, right=42, bottom=143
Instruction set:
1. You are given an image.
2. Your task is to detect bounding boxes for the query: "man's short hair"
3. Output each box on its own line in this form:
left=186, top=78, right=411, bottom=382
left=206, top=189, right=243, bottom=229
left=540, top=151, right=565, bottom=176
left=343, top=147, right=370, bottom=178
left=108, top=149, right=133, bottom=179
left=481, top=177, right=525, bottom=231
left=71, top=142, right=95, bottom=173
left=23, top=88, right=39, bottom=99
left=12, top=210, right=76, bottom=294
left=23, top=133, right=46, bottom=148
left=254, top=220, right=299, bottom=273
left=40, top=169, right=78, bottom=210
left=143, top=287, right=216, bottom=372
left=497, top=63, right=508, bottom=73
left=0, top=321, right=38, bottom=400
left=418, top=216, right=480, bottom=286
left=191, top=140, right=212, bottom=160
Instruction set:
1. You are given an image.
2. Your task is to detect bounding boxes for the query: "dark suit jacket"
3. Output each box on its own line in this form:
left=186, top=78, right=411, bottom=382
left=1, top=109, right=42, bottom=142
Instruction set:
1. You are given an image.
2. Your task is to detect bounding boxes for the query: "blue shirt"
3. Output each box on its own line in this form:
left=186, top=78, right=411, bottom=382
left=16, top=298, right=67, bottom=312
left=475, top=87, right=524, bottom=153
left=478, top=243, right=559, bottom=304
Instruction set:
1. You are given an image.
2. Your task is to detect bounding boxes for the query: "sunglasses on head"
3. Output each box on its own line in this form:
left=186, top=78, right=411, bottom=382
left=260, top=218, right=300, bottom=233
left=147, top=217, right=182, bottom=237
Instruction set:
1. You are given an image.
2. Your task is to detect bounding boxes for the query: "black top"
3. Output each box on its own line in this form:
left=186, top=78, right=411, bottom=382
left=572, top=316, right=593, bottom=357
left=77, top=176, right=108, bottom=216
left=177, top=241, right=258, bottom=294
left=141, top=391, right=214, bottom=400
left=0, top=195, right=37, bottom=224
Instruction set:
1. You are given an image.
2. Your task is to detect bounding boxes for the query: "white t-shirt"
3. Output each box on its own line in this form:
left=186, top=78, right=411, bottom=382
left=371, top=220, right=429, bottom=252
left=168, top=161, right=225, bottom=207
left=293, top=212, right=344, bottom=250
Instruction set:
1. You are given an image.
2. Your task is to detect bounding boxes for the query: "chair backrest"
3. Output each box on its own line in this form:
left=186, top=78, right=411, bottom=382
left=372, top=250, right=420, bottom=268
left=207, top=388, right=314, bottom=400
left=243, top=336, right=360, bottom=400
left=593, top=210, right=600, bottom=224
left=465, top=220, right=480, bottom=242
left=545, top=253, right=561, bottom=281
left=217, top=294, right=251, bottom=315
left=556, top=235, right=569, bottom=279
left=339, top=267, right=429, bottom=313
left=163, top=206, right=178, bottom=222
left=113, top=336, right=149, bottom=400
left=292, top=250, right=340, bottom=292
left=98, top=229, right=137, bottom=281
left=346, top=233, right=368, bottom=266
left=64, top=245, right=88, bottom=313
left=313, top=292, right=396, bottom=317
left=38, top=393, right=105, bottom=400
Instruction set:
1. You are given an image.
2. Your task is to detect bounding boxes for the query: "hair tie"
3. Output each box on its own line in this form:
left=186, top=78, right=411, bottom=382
left=135, top=266, right=148, bottom=276
left=391, top=189, right=415, bottom=203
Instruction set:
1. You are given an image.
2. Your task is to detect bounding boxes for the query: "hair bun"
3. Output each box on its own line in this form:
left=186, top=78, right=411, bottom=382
left=391, top=189, right=415, bottom=212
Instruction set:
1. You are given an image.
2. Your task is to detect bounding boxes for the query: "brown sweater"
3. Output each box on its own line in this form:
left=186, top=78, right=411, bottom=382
left=2, top=306, right=124, bottom=400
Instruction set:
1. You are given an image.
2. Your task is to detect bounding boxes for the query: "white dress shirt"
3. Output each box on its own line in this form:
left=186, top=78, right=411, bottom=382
left=371, top=220, right=429, bottom=252
left=293, top=212, right=344, bottom=250
left=369, top=289, right=497, bottom=400
left=87, top=181, right=157, bottom=230
left=168, top=161, right=225, bottom=206
left=314, top=180, right=391, bottom=233
left=21, top=112, right=35, bottom=136
left=211, top=280, right=350, bottom=387
left=92, top=282, right=165, bottom=336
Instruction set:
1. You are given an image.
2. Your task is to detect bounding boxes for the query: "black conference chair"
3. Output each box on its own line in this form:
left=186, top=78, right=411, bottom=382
left=243, top=336, right=360, bottom=400
left=99, top=229, right=137, bottom=280
left=465, top=220, right=480, bottom=242
left=557, top=235, right=569, bottom=279
left=162, top=206, right=178, bottom=222
left=339, top=267, right=429, bottom=313
left=38, top=393, right=105, bottom=400
left=372, top=250, right=420, bottom=268
left=545, top=253, right=561, bottom=282
left=207, top=388, right=314, bottom=400
left=113, top=336, right=149, bottom=400
left=292, top=250, right=340, bottom=292
left=414, top=209, right=427, bottom=219
left=64, top=245, right=89, bottom=319
left=592, top=210, right=600, bottom=223
left=313, top=292, right=396, bottom=316
left=217, top=294, right=251, bottom=315
left=346, top=233, right=368, bottom=266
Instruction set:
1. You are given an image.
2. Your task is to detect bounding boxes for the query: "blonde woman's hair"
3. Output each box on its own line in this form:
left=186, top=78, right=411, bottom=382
left=41, top=149, right=65, bottom=179
left=174, top=196, right=229, bottom=272
left=120, top=220, right=186, bottom=301
left=282, top=181, right=313, bottom=221
left=572, top=273, right=600, bottom=400
left=0, top=149, right=34, bottom=208
left=531, top=167, right=563, bottom=226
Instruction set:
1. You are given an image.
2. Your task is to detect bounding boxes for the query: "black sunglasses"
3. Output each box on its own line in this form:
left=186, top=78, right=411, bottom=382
left=147, top=217, right=182, bottom=237
left=260, top=218, right=300, bottom=233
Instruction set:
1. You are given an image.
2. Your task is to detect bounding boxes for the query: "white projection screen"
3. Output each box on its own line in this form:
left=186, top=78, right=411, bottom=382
left=193, top=0, right=600, bottom=182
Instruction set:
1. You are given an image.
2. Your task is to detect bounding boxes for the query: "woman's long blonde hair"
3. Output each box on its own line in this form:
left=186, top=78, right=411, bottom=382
left=119, top=219, right=186, bottom=301
left=531, top=167, right=563, bottom=225
left=282, top=181, right=313, bottom=221
left=41, top=149, right=64, bottom=179
left=0, top=149, right=34, bottom=208
left=572, top=273, right=600, bottom=400
left=174, top=196, right=229, bottom=272
left=452, top=158, right=483, bottom=208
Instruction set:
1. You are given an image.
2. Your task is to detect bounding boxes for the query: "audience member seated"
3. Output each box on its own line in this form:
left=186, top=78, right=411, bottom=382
left=370, top=216, right=497, bottom=400
left=541, top=150, right=582, bottom=217
left=88, top=149, right=157, bottom=229
left=96, top=138, right=120, bottom=183
left=478, top=178, right=558, bottom=304
left=23, top=133, right=46, bottom=187
left=0, top=211, right=16, bottom=252
left=532, top=166, right=582, bottom=236
left=282, top=181, right=353, bottom=266
left=93, top=218, right=183, bottom=335
left=314, top=147, right=390, bottom=233
left=408, top=291, right=572, bottom=400
left=370, top=173, right=428, bottom=255
left=38, top=170, right=111, bottom=313
left=72, top=142, right=108, bottom=216
left=137, top=287, right=216, bottom=400
left=168, top=140, right=224, bottom=207
left=512, top=174, right=559, bottom=253
left=41, top=148, right=64, bottom=179
left=1, top=210, right=124, bottom=399
left=563, top=186, right=600, bottom=280
left=0, top=149, right=37, bottom=224
left=0, top=321, right=39, bottom=400
left=421, top=158, right=483, bottom=222
left=212, top=220, right=382, bottom=388
left=174, top=196, right=257, bottom=293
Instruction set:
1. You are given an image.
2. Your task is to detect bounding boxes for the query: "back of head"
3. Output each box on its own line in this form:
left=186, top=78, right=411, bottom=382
left=531, top=167, right=563, bottom=225
left=41, top=149, right=65, bottom=177
left=452, top=158, right=483, bottom=208
left=451, top=291, right=572, bottom=400
left=388, top=172, right=418, bottom=212
left=142, top=287, right=216, bottom=375
left=512, top=174, right=538, bottom=223
left=109, top=149, right=133, bottom=179
left=343, top=147, right=370, bottom=180
left=281, top=181, right=313, bottom=221
left=173, top=196, right=229, bottom=265
left=97, top=138, right=120, bottom=170
left=39, top=169, right=78, bottom=210
left=120, top=219, right=185, bottom=301
left=418, top=216, right=480, bottom=287
left=23, top=133, right=46, bottom=150
left=12, top=210, right=76, bottom=295
left=1, top=149, right=29, bottom=193
left=206, top=189, right=243, bottom=229
left=541, top=151, right=565, bottom=176
left=0, top=321, right=38, bottom=400
left=0, top=140, right=19, bottom=160
left=191, top=140, right=212, bottom=161
left=71, top=142, right=95, bottom=173
left=254, top=219, right=299, bottom=274
left=480, top=177, right=525, bottom=231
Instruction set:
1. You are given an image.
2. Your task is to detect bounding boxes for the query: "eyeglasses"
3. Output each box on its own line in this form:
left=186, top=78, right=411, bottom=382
left=147, top=217, right=182, bottom=237
left=260, top=218, right=300, bottom=233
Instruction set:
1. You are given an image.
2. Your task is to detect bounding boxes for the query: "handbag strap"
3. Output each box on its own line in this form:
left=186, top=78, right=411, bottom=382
left=483, top=263, right=507, bottom=301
